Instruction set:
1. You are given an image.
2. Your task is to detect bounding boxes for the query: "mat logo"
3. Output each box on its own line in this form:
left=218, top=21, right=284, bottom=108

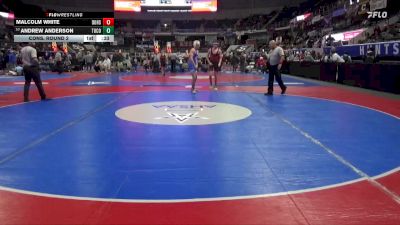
left=156, top=111, right=208, bottom=124
left=152, top=104, right=217, bottom=109
left=115, top=101, right=252, bottom=125
left=152, top=104, right=215, bottom=124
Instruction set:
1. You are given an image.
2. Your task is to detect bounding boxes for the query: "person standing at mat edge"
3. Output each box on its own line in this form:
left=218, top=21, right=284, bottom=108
left=20, top=42, right=49, bottom=102
left=207, top=41, right=223, bottom=90
left=189, top=40, right=200, bottom=94
left=265, top=40, right=287, bottom=95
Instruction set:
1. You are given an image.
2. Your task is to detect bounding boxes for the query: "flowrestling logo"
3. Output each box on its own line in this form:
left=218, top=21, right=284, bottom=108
left=115, top=101, right=252, bottom=125
left=367, top=11, right=388, bottom=19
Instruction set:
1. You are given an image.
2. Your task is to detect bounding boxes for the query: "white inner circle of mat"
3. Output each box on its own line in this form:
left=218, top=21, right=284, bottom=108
left=115, top=101, right=252, bottom=125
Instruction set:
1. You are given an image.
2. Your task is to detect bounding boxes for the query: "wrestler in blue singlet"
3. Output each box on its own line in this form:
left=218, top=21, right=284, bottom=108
left=188, top=49, right=198, bottom=73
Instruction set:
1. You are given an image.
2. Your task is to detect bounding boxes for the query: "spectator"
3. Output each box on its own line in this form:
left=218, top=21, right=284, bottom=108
left=38, top=57, right=47, bottom=71
left=65, top=56, right=72, bottom=72
left=303, top=51, right=315, bottom=62
left=116, top=50, right=125, bottom=71
left=342, top=52, right=352, bottom=63
left=256, top=56, right=267, bottom=73
left=76, top=50, right=84, bottom=71
left=120, top=54, right=130, bottom=72
left=330, top=48, right=345, bottom=63
left=131, top=57, right=138, bottom=72
left=315, top=52, right=322, bottom=61
left=54, top=48, right=64, bottom=74
left=94, top=56, right=103, bottom=73
left=143, top=57, right=150, bottom=73
left=230, top=52, right=240, bottom=72
left=364, top=47, right=377, bottom=64
left=15, top=65, right=23, bottom=76
left=326, top=34, right=335, bottom=47
left=7, top=49, right=17, bottom=71
left=0, top=51, right=4, bottom=71
left=170, top=53, right=177, bottom=73
left=240, top=53, right=247, bottom=73
left=152, top=53, right=160, bottom=73
left=84, top=51, right=94, bottom=72
left=102, top=56, right=111, bottom=74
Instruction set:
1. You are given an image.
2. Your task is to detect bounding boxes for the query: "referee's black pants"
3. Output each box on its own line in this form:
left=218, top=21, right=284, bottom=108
left=171, top=60, right=176, bottom=72
left=268, top=65, right=286, bottom=94
left=23, top=65, right=46, bottom=101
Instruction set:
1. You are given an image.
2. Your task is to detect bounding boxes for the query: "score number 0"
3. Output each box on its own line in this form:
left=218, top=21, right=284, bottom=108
left=103, top=18, right=114, bottom=26
left=102, top=18, right=114, bottom=35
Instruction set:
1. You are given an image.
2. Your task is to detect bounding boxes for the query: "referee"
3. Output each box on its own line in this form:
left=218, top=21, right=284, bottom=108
left=265, top=40, right=287, bottom=95
left=20, top=42, right=49, bottom=102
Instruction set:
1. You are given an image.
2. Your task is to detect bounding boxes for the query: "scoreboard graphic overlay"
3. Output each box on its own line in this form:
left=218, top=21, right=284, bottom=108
left=13, top=12, right=114, bottom=43
left=114, top=0, right=217, bottom=12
